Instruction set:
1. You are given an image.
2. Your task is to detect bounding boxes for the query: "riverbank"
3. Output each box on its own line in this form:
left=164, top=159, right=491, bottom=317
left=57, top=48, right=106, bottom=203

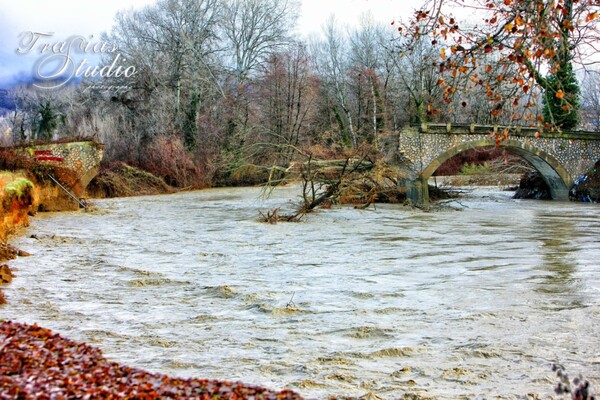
left=0, top=172, right=35, bottom=243
left=86, top=163, right=176, bottom=198
left=0, top=170, right=84, bottom=242
left=0, top=169, right=85, bottom=304
left=0, top=320, right=303, bottom=399
left=0, top=172, right=34, bottom=304
left=0, top=174, right=309, bottom=399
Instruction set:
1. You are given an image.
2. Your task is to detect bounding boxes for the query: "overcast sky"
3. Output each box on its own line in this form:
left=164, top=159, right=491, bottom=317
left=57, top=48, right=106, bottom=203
left=0, top=0, right=417, bottom=83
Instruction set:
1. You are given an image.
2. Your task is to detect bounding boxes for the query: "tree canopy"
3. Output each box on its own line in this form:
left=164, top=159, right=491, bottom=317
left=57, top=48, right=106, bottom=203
left=399, top=0, right=600, bottom=131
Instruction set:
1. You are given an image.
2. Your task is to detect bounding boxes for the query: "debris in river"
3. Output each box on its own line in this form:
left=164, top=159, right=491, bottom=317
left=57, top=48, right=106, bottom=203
left=553, top=364, right=596, bottom=400
left=258, top=208, right=303, bottom=223
left=570, top=160, right=600, bottom=202
left=17, top=249, right=31, bottom=257
left=513, top=170, right=551, bottom=200
left=0, top=264, right=13, bottom=284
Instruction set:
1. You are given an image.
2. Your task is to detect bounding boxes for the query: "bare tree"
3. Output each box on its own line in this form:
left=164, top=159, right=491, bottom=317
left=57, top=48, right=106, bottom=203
left=96, top=0, right=225, bottom=163
left=387, top=35, right=444, bottom=124
left=8, top=86, right=75, bottom=142
left=255, top=43, right=319, bottom=181
left=220, top=0, right=300, bottom=83
left=310, top=16, right=358, bottom=148
left=110, top=0, right=221, bottom=110
left=348, top=13, right=388, bottom=142
left=580, top=70, right=600, bottom=131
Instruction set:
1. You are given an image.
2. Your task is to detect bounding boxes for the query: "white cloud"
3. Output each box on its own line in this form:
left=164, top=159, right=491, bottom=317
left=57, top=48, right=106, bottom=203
left=0, top=0, right=417, bottom=82
left=0, top=0, right=154, bottom=82
left=0, top=0, right=154, bottom=38
left=297, top=0, right=417, bottom=37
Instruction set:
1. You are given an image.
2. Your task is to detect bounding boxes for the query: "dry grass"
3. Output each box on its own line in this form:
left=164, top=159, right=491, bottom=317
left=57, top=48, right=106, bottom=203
left=87, top=163, right=173, bottom=198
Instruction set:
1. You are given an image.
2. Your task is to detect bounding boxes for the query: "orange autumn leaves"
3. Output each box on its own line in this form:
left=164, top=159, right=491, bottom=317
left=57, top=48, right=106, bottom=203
left=401, top=0, right=600, bottom=133
left=555, top=89, right=573, bottom=112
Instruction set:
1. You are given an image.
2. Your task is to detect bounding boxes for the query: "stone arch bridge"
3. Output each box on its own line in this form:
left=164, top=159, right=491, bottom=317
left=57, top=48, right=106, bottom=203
left=383, top=124, right=600, bottom=204
left=14, top=140, right=104, bottom=195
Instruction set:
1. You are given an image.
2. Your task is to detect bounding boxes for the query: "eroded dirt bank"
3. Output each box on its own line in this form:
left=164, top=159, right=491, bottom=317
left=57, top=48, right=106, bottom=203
left=0, top=171, right=84, bottom=304
left=0, top=173, right=35, bottom=244
left=0, top=172, right=35, bottom=304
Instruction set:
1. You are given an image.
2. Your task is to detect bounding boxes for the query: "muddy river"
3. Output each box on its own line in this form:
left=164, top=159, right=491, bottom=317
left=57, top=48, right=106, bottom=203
left=2, top=186, right=599, bottom=399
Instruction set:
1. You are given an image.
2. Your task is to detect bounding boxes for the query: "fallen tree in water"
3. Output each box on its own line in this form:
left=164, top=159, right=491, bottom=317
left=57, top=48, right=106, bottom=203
left=259, top=146, right=405, bottom=223
left=296, top=154, right=376, bottom=212
left=257, top=144, right=471, bottom=222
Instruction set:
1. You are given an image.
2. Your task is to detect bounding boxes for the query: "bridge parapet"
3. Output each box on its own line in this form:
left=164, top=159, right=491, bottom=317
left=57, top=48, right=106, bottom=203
left=418, top=123, right=600, bottom=138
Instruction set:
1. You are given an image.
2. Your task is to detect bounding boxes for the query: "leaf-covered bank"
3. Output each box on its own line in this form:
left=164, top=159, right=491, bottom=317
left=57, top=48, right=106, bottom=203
left=0, top=320, right=304, bottom=399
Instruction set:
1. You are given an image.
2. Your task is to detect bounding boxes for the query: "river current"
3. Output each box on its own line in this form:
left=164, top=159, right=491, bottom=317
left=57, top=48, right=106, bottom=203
left=2, top=186, right=599, bottom=399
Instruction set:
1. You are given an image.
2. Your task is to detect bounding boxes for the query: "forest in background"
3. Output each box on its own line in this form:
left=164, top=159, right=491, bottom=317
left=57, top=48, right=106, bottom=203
left=1, top=0, right=600, bottom=192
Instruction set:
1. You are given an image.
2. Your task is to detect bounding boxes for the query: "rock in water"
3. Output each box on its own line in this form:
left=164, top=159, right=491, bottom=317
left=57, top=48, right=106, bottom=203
left=513, top=171, right=551, bottom=200
left=570, top=160, right=600, bottom=202
left=17, top=249, right=31, bottom=257
left=0, top=265, right=13, bottom=284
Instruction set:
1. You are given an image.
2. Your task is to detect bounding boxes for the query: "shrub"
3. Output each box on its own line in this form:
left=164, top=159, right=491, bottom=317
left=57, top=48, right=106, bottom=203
left=141, top=135, right=205, bottom=188
left=460, top=161, right=491, bottom=175
left=4, top=178, right=34, bottom=199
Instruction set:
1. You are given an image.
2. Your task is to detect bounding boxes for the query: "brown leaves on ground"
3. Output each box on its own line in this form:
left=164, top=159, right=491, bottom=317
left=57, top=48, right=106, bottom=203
left=0, top=320, right=304, bottom=399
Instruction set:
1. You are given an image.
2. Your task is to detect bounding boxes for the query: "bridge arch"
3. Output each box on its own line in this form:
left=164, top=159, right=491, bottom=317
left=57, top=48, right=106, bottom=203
left=417, top=139, right=571, bottom=203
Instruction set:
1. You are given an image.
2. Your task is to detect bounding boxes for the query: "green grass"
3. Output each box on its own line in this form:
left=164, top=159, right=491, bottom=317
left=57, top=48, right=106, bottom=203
left=4, top=178, right=34, bottom=199
left=459, top=162, right=491, bottom=175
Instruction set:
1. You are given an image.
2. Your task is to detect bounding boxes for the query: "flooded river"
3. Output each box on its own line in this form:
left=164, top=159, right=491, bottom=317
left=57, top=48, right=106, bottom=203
left=2, top=186, right=600, bottom=399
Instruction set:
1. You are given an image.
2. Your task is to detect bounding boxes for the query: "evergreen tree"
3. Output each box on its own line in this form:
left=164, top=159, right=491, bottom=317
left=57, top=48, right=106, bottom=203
left=37, top=101, right=59, bottom=141
left=182, top=93, right=200, bottom=151
left=542, top=62, right=580, bottom=131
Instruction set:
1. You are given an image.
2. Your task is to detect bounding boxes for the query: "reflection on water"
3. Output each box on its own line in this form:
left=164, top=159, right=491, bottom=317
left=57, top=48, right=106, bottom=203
left=2, top=186, right=600, bottom=399
left=534, top=212, right=591, bottom=310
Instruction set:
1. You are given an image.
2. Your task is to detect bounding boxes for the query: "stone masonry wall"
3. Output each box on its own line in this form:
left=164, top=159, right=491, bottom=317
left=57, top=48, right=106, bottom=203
left=17, top=141, right=104, bottom=191
left=396, top=124, right=600, bottom=183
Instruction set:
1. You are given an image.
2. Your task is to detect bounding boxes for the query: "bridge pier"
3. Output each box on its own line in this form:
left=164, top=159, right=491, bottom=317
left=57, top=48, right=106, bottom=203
left=405, top=177, right=430, bottom=206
